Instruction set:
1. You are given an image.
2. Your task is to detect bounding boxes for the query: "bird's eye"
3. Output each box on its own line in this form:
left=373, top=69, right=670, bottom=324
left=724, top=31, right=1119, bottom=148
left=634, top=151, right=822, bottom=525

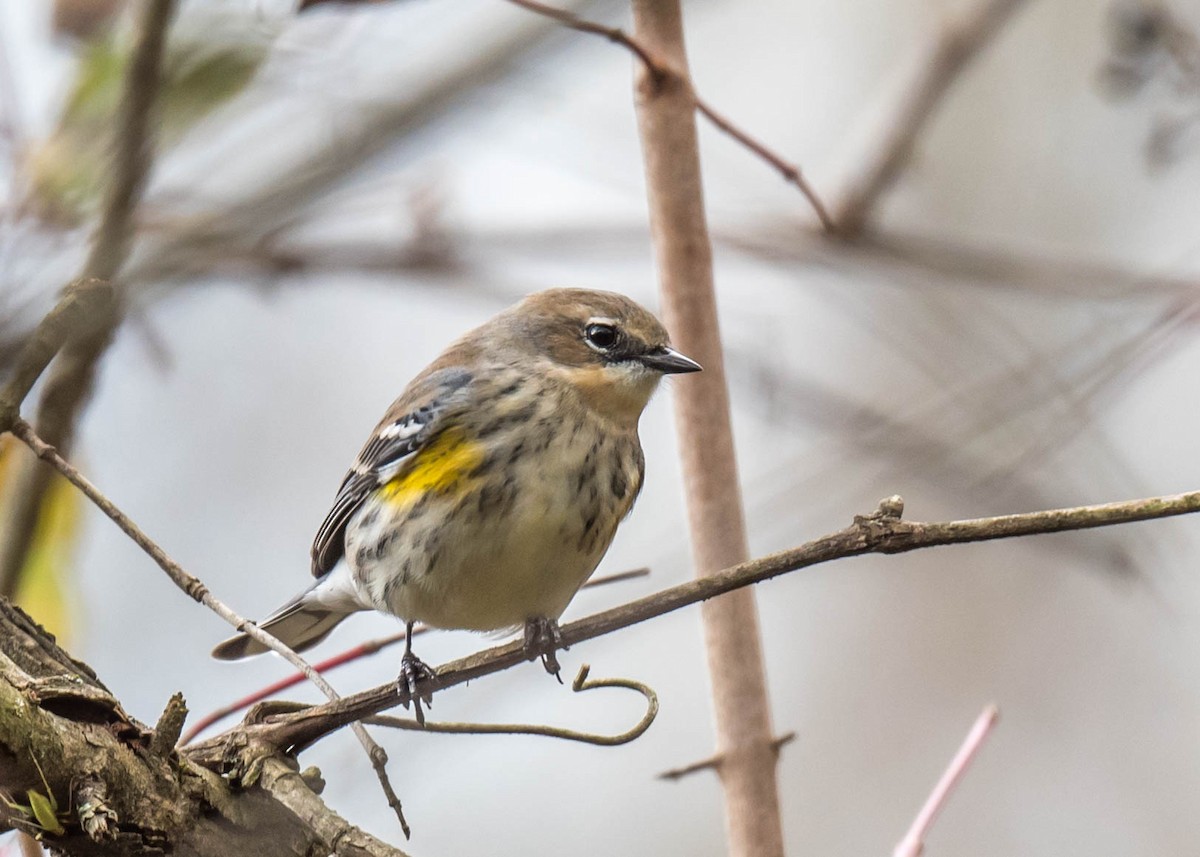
left=584, top=323, right=618, bottom=350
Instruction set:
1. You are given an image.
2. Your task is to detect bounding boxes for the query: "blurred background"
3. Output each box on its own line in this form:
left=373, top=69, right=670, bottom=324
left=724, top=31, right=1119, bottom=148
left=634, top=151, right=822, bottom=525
left=2, top=0, right=1200, bottom=854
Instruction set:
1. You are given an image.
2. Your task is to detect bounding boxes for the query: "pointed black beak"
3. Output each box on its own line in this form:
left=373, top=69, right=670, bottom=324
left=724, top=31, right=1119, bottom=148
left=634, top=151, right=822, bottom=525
left=639, top=345, right=702, bottom=374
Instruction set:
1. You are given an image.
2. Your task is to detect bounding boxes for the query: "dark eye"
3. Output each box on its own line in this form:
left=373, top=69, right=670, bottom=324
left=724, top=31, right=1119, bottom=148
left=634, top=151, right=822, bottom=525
left=584, top=323, right=618, bottom=350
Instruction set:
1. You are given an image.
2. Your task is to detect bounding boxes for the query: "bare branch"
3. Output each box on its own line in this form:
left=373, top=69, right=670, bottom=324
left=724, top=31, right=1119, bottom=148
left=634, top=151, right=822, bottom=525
left=0, top=279, right=113, bottom=434
left=9, top=418, right=412, bottom=836
left=182, top=566, right=649, bottom=744
left=658, top=733, right=794, bottom=782
left=257, top=756, right=411, bottom=857
left=0, top=597, right=410, bottom=857
left=502, top=0, right=834, bottom=231
left=187, top=489, right=1200, bottom=766
left=629, top=1, right=784, bottom=855
left=834, top=0, right=1028, bottom=237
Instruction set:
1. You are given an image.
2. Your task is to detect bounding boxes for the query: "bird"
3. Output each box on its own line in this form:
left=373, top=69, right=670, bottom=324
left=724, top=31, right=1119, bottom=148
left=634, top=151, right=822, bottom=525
left=212, top=288, right=700, bottom=722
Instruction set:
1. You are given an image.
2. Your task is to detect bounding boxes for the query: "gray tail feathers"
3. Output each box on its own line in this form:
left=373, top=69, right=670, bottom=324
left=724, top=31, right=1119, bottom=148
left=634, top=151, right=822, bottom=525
left=211, top=596, right=352, bottom=661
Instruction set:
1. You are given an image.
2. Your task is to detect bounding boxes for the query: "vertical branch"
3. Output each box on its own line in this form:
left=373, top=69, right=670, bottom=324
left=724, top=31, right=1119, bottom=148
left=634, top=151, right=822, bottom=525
left=628, top=4, right=784, bottom=857
left=0, top=0, right=175, bottom=596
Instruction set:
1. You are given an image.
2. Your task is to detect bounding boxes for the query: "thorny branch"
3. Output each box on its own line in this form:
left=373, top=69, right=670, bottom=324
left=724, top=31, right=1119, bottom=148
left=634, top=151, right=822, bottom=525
left=502, top=0, right=835, bottom=231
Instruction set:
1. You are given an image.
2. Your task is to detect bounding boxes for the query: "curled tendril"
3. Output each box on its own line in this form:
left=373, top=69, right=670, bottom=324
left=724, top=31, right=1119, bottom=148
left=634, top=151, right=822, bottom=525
left=364, top=663, right=658, bottom=746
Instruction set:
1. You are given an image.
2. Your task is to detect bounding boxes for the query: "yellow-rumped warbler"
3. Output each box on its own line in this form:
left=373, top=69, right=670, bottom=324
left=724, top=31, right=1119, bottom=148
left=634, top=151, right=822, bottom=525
left=213, top=288, right=699, bottom=716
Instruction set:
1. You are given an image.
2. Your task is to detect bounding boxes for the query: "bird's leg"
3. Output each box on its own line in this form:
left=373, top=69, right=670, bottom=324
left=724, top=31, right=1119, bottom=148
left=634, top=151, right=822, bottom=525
left=523, top=616, right=565, bottom=683
left=397, top=621, right=436, bottom=726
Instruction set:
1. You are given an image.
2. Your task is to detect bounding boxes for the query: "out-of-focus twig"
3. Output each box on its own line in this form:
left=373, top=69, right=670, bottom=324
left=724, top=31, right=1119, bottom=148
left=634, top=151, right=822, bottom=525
left=0, top=0, right=178, bottom=598
left=834, top=0, right=1028, bottom=237
left=893, top=705, right=1000, bottom=857
left=129, top=3, right=583, bottom=285
left=503, top=0, right=835, bottom=231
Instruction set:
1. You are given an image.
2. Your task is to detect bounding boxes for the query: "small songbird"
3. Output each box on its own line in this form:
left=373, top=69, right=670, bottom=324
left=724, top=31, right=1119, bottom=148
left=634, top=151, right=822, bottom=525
left=212, top=288, right=700, bottom=720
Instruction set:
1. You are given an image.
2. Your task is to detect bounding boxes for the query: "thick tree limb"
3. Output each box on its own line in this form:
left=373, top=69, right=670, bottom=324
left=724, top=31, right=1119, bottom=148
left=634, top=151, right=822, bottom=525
left=0, top=598, right=408, bottom=857
left=9, top=418, right=414, bottom=836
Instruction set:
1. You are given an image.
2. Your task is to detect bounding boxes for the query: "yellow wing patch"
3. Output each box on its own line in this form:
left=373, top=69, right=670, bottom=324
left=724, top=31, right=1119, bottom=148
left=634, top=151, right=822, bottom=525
left=378, top=426, right=485, bottom=504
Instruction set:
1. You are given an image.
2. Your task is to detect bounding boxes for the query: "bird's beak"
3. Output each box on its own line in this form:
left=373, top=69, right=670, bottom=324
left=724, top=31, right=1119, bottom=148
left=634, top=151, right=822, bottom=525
left=639, top=345, right=702, bottom=374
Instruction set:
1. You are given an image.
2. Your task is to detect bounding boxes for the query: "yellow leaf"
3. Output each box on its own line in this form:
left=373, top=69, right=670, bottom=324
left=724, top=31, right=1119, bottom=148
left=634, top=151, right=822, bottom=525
left=8, top=451, right=81, bottom=644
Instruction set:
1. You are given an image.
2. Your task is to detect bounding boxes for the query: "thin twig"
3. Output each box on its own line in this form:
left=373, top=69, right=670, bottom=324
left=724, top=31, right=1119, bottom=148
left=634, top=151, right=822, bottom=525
left=182, top=566, right=649, bottom=744
left=894, top=705, right=1000, bottom=857
left=366, top=664, right=657, bottom=746
left=183, top=629, right=419, bottom=745
left=694, top=97, right=835, bottom=231
left=502, top=0, right=834, bottom=231
left=0, top=279, right=113, bottom=433
left=505, top=0, right=663, bottom=74
left=187, top=489, right=1200, bottom=763
left=9, top=418, right=413, bottom=838
left=833, top=0, right=1028, bottom=237
left=257, top=756, right=412, bottom=857
left=658, top=732, right=794, bottom=782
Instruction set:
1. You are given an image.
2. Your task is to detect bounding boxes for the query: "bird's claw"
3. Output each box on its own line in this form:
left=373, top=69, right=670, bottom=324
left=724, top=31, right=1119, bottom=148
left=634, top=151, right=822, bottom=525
left=523, top=617, right=565, bottom=683
left=398, top=651, right=437, bottom=726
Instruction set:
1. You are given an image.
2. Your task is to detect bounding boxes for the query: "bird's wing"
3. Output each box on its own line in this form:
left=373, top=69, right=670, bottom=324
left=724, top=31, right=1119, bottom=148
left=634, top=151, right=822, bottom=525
left=310, top=367, right=474, bottom=577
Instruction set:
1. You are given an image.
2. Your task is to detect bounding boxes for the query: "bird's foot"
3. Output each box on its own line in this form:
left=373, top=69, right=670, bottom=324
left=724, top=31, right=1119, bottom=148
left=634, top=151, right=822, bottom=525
left=523, top=616, right=565, bottom=683
left=397, top=651, right=437, bottom=726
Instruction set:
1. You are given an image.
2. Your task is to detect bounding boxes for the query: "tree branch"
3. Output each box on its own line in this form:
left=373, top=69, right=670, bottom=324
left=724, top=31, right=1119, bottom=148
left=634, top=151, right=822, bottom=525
left=0, top=0, right=178, bottom=596
left=833, top=0, right=1028, bottom=237
left=0, top=597, right=409, bottom=857
left=502, top=0, right=834, bottom=231
left=186, top=489, right=1200, bottom=765
left=9, top=418, right=412, bottom=836
left=629, top=1, right=784, bottom=855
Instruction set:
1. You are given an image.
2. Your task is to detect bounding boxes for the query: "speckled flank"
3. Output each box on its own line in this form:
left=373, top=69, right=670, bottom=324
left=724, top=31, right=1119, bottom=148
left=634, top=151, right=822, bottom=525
left=342, top=365, right=647, bottom=631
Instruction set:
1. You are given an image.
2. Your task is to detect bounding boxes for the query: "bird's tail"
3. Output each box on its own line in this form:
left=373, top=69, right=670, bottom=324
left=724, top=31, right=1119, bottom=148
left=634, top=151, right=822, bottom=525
left=212, top=569, right=362, bottom=661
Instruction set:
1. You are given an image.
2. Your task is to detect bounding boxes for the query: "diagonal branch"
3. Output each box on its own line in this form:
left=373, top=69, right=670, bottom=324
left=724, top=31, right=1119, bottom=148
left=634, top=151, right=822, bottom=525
left=833, top=0, right=1029, bottom=237
left=9, top=418, right=413, bottom=837
left=893, top=704, right=1000, bottom=857
left=181, top=567, right=649, bottom=744
left=502, top=0, right=835, bottom=231
left=186, top=489, right=1200, bottom=764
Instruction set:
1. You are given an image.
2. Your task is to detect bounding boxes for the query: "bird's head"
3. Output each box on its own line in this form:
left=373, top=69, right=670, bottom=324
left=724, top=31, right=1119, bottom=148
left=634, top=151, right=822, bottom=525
left=500, top=288, right=701, bottom=425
